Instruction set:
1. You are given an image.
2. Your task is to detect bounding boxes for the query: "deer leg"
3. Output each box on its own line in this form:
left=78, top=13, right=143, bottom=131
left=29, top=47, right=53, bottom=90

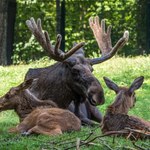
left=26, top=125, right=62, bottom=136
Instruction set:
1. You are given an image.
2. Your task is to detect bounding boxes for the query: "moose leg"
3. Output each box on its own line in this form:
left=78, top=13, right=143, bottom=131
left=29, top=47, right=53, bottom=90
left=26, top=125, right=62, bottom=136
left=85, top=101, right=103, bottom=123
left=74, top=101, right=80, bottom=118
left=70, top=101, right=97, bottom=126
left=80, top=116, right=98, bottom=126
left=78, top=103, right=98, bottom=126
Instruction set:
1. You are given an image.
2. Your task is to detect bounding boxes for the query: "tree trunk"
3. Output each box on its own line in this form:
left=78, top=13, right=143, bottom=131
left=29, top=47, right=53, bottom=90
left=56, top=0, right=61, bottom=35
left=0, top=0, right=7, bottom=65
left=136, top=0, right=147, bottom=55
left=0, top=0, right=16, bottom=65
left=56, top=0, right=65, bottom=51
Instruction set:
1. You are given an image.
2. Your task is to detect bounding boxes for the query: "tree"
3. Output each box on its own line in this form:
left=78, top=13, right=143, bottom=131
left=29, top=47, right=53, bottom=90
left=13, top=0, right=147, bottom=64
left=136, top=0, right=147, bottom=55
left=0, top=0, right=16, bottom=65
left=0, top=0, right=7, bottom=65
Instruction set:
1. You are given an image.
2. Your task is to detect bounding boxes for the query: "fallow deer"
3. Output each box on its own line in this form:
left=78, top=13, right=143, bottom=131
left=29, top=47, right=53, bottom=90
left=0, top=78, right=57, bottom=122
left=9, top=107, right=81, bottom=136
left=24, top=16, right=129, bottom=125
left=102, top=76, right=150, bottom=139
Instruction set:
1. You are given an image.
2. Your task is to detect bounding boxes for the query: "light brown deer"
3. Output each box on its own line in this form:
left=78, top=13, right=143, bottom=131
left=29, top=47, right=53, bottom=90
left=0, top=78, right=57, bottom=122
left=9, top=107, right=81, bottom=136
left=102, top=76, right=150, bottom=139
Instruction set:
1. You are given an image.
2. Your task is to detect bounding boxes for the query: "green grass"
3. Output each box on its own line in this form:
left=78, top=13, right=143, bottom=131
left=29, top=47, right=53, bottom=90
left=0, top=56, right=150, bottom=149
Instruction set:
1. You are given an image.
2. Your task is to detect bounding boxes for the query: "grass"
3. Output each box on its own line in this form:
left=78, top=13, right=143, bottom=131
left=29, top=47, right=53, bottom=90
left=0, top=56, right=150, bottom=149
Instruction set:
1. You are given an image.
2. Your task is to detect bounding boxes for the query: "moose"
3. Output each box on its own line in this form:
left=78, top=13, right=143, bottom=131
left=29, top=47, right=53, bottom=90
left=68, top=100, right=103, bottom=126
left=9, top=107, right=81, bottom=136
left=101, top=76, right=150, bottom=139
left=23, top=16, right=129, bottom=125
left=0, top=78, right=58, bottom=122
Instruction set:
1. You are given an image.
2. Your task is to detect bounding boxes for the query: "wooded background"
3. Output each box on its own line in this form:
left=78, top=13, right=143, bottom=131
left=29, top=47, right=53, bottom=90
left=0, top=0, right=149, bottom=65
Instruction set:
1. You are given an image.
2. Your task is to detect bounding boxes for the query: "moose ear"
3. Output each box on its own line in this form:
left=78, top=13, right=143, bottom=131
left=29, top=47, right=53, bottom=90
left=73, top=42, right=84, bottom=55
left=103, top=77, right=119, bottom=93
left=128, top=76, right=144, bottom=94
left=18, top=78, right=38, bottom=90
left=63, top=57, right=77, bottom=68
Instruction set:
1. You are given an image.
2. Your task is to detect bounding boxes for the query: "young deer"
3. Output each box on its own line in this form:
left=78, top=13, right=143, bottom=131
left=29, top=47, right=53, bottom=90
left=9, top=107, right=81, bottom=136
left=0, top=79, right=57, bottom=122
left=102, top=76, right=150, bottom=139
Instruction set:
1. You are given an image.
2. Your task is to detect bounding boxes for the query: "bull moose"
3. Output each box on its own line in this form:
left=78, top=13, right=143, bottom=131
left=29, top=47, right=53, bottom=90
left=0, top=16, right=129, bottom=126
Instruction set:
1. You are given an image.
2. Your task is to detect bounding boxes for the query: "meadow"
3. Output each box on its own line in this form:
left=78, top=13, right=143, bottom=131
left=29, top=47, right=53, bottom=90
left=0, top=56, right=150, bottom=150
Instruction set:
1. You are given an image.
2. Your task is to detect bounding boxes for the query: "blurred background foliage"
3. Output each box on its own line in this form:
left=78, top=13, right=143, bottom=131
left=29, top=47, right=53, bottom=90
left=13, top=0, right=148, bottom=64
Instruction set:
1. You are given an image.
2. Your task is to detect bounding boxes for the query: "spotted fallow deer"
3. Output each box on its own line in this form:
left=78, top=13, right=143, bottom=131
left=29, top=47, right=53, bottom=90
left=102, top=76, right=150, bottom=139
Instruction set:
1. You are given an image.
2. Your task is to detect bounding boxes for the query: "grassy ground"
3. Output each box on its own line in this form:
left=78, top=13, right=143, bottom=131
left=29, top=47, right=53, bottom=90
left=0, top=56, right=150, bottom=149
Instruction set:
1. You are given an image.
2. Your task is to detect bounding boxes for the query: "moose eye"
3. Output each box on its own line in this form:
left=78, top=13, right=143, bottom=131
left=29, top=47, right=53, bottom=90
left=71, top=68, right=80, bottom=75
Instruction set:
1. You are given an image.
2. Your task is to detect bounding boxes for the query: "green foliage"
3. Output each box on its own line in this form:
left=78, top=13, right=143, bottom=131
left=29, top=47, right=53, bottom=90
left=13, top=0, right=146, bottom=64
left=13, top=0, right=56, bottom=64
left=0, top=56, right=150, bottom=149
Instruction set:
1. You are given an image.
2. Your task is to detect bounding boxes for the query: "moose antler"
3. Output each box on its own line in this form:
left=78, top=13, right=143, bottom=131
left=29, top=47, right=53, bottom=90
left=26, top=18, right=85, bottom=61
left=89, top=16, right=129, bottom=65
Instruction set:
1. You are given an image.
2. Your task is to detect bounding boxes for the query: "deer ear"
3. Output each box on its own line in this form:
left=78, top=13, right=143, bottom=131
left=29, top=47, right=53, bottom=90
left=128, top=76, right=144, bottom=94
left=103, top=77, right=119, bottom=93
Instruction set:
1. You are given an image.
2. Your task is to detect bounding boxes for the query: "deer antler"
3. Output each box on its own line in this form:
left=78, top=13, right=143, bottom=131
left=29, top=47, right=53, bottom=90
left=89, top=16, right=129, bottom=65
left=26, top=18, right=85, bottom=62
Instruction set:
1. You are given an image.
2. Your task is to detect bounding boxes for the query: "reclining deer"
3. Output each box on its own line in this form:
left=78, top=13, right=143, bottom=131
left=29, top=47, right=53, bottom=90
left=9, top=107, right=81, bottom=136
left=23, top=16, right=129, bottom=125
left=102, top=76, right=150, bottom=139
left=0, top=78, right=81, bottom=135
left=0, top=78, right=59, bottom=122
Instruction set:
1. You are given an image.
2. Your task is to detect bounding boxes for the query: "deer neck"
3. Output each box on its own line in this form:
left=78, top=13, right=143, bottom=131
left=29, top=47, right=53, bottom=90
left=107, top=92, right=130, bottom=115
left=23, top=89, right=43, bottom=106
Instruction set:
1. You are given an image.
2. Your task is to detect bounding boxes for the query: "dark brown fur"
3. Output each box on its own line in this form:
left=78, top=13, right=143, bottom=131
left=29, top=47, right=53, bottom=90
left=25, top=49, right=105, bottom=124
left=102, top=76, right=150, bottom=139
left=68, top=100, right=102, bottom=126
left=9, top=107, right=81, bottom=136
left=0, top=79, right=57, bottom=122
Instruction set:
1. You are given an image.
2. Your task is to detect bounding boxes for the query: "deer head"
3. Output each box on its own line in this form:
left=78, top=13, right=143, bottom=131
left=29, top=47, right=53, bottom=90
left=0, top=79, right=34, bottom=111
left=103, top=76, right=144, bottom=114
